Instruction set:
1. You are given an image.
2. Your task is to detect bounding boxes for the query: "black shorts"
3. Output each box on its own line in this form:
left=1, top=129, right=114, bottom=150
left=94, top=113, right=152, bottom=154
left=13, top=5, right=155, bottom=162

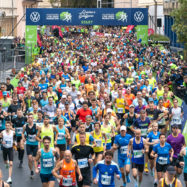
left=117, top=113, right=124, bottom=120
left=55, top=144, right=66, bottom=151
left=26, top=144, right=38, bottom=157
left=40, top=173, right=55, bottom=183
left=95, top=151, right=103, bottom=157
left=2, top=147, right=13, bottom=161
left=16, top=136, right=22, bottom=143
left=184, top=173, right=187, bottom=182
left=77, top=169, right=91, bottom=187
left=148, top=147, right=154, bottom=160
left=171, top=157, right=182, bottom=168
left=132, top=162, right=144, bottom=173
left=158, top=125, right=165, bottom=130
left=156, top=162, right=168, bottom=173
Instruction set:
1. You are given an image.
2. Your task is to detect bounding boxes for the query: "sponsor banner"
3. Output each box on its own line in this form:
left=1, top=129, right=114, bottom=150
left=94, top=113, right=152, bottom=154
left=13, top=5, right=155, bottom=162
left=26, top=8, right=148, bottom=26
left=25, top=25, right=37, bottom=64
left=136, top=25, right=148, bottom=45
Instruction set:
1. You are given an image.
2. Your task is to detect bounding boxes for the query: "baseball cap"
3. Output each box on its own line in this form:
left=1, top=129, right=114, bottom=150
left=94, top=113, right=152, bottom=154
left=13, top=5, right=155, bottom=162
left=62, top=95, right=66, bottom=99
left=120, top=126, right=127, bottom=131
left=107, top=108, right=112, bottom=113
left=148, top=97, right=154, bottom=102
left=3, top=91, right=7, bottom=96
left=129, top=104, right=135, bottom=108
left=166, top=165, right=176, bottom=175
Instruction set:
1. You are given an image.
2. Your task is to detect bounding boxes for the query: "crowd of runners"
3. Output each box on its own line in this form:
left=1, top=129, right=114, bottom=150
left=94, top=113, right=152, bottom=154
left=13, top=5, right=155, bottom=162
left=0, top=26, right=187, bottom=187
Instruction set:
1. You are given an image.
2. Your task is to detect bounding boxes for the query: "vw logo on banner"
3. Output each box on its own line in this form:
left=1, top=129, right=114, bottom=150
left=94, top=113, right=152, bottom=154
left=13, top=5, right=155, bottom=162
left=134, top=11, right=144, bottom=22
left=30, top=12, right=40, bottom=22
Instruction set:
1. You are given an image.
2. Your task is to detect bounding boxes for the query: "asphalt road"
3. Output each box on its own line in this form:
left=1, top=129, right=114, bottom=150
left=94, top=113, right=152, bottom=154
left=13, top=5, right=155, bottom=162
left=0, top=148, right=185, bottom=187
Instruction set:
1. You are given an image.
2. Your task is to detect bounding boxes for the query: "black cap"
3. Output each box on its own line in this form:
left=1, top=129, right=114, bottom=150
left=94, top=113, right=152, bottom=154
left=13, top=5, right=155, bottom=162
left=167, top=165, right=176, bottom=175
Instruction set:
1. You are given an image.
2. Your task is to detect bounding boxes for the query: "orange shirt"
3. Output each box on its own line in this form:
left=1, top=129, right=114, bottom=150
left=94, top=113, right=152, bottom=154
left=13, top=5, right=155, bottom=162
left=124, top=93, right=135, bottom=110
left=60, top=159, right=76, bottom=186
left=78, top=75, right=85, bottom=83
left=85, top=84, right=94, bottom=95
left=163, top=100, right=170, bottom=109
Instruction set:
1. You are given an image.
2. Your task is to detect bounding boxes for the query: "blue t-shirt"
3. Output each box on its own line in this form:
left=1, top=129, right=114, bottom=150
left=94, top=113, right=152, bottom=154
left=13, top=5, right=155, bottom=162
left=39, top=83, right=48, bottom=91
left=93, top=160, right=121, bottom=187
left=147, top=131, right=160, bottom=148
left=114, top=134, right=132, bottom=159
left=153, top=142, right=172, bottom=165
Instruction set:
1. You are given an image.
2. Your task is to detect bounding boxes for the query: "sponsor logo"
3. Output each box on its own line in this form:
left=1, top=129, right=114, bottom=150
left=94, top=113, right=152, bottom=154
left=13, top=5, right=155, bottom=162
left=134, top=11, right=144, bottom=22
left=115, top=11, right=127, bottom=22
left=30, top=12, right=40, bottom=22
left=60, top=12, right=72, bottom=22
left=79, top=10, right=96, bottom=19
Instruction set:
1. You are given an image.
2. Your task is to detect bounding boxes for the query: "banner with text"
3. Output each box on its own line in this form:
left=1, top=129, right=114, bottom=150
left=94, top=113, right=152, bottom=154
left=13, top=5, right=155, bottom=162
left=26, top=8, right=148, bottom=26
left=25, top=25, right=37, bottom=64
left=136, top=25, right=148, bottom=45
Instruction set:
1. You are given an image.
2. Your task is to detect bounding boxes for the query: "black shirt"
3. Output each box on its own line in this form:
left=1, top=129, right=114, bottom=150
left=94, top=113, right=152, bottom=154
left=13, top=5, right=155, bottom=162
left=71, top=144, right=94, bottom=172
left=6, top=84, right=14, bottom=92
left=12, top=116, right=27, bottom=128
left=8, top=104, right=21, bottom=114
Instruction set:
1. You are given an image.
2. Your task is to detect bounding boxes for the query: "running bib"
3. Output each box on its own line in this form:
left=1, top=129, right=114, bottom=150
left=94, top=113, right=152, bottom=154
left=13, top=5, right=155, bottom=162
left=95, top=139, right=102, bottom=147
left=101, top=175, right=111, bottom=185
left=133, top=150, right=143, bottom=158
left=28, top=135, right=36, bottom=142
left=158, top=157, right=167, bottom=165
left=58, top=133, right=65, bottom=140
left=120, top=145, right=128, bottom=154
left=43, top=158, right=53, bottom=168
left=62, top=177, right=72, bottom=186
left=5, top=140, right=12, bottom=146
left=16, top=127, right=23, bottom=135
left=141, top=129, right=147, bottom=136
left=171, top=118, right=181, bottom=124
left=117, top=108, right=123, bottom=113
left=48, top=112, right=55, bottom=118
left=78, top=158, right=88, bottom=169
left=36, top=123, right=43, bottom=127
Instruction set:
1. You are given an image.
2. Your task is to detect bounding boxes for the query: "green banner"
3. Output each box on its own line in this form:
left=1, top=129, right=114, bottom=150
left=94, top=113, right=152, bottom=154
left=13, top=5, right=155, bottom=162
left=136, top=25, right=148, bottom=45
left=25, top=26, right=37, bottom=64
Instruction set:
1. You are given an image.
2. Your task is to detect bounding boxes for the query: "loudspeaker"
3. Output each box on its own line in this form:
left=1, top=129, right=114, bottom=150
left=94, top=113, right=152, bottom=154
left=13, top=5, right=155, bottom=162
left=157, top=18, right=162, bottom=27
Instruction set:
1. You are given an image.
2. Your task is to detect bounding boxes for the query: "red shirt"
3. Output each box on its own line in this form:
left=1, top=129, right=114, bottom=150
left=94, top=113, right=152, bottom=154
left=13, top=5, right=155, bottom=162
left=76, top=108, right=92, bottom=122
left=16, top=86, right=26, bottom=95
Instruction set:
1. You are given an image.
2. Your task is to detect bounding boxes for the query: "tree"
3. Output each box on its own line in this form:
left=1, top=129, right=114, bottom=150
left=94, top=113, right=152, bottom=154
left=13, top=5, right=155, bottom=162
left=171, top=0, right=187, bottom=61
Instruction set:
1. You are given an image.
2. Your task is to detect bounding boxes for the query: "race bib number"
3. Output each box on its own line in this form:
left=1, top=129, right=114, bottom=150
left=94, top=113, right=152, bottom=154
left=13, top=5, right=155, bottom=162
left=171, top=118, right=181, bottom=124
left=141, top=129, right=147, bottom=136
left=5, top=140, right=12, bottom=146
left=95, top=139, right=102, bottom=147
left=16, top=127, right=23, bottom=135
left=120, top=145, right=128, bottom=154
left=62, top=177, right=72, bottom=186
left=158, top=157, right=167, bottom=165
left=133, top=150, right=143, bottom=158
left=28, top=135, right=36, bottom=142
left=43, top=158, right=53, bottom=168
left=58, top=133, right=65, bottom=140
left=101, top=175, right=111, bottom=185
left=117, top=108, right=123, bottom=113
left=78, top=158, right=88, bottom=169
left=48, top=112, right=55, bottom=118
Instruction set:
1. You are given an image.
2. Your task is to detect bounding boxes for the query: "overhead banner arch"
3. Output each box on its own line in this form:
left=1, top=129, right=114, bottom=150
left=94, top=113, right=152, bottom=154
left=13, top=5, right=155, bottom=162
left=26, top=8, right=148, bottom=26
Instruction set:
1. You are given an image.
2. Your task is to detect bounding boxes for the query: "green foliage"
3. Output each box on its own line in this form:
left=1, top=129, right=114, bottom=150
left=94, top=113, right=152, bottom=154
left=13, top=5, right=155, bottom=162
left=149, top=34, right=170, bottom=41
left=171, top=0, right=187, bottom=48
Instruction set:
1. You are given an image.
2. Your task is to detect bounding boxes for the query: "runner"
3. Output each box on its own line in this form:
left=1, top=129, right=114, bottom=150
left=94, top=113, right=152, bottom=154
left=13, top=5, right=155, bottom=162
left=71, top=132, right=95, bottom=187
left=158, top=165, right=182, bottom=187
left=112, top=126, right=132, bottom=187
left=55, top=118, right=70, bottom=159
left=35, top=136, right=60, bottom=187
left=0, top=169, right=9, bottom=187
left=167, top=124, right=185, bottom=176
left=12, top=108, right=27, bottom=168
left=93, top=150, right=121, bottom=187
left=22, top=113, right=39, bottom=179
left=36, top=115, right=59, bottom=149
left=52, top=150, right=83, bottom=187
left=128, top=129, right=147, bottom=187
left=151, top=134, right=174, bottom=186
left=0, top=121, right=15, bottom=184
left=91, top=122, right=107, bottom=165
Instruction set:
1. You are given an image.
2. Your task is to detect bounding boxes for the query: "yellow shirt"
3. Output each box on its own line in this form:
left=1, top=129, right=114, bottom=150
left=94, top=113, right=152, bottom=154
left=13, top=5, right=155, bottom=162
left=116, top=98, right=125, bottom=113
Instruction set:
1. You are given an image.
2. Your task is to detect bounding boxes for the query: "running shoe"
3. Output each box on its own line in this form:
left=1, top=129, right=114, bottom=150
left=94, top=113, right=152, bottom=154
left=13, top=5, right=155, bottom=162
left=30, top=170, right=34, bottom=179
left=134, top=181, right=138, bottom=187
left=126, top=174, right=131, bottom=183
left=144, top=167, right=149, bottom=174
left=7, top=177, right=12, bottom=184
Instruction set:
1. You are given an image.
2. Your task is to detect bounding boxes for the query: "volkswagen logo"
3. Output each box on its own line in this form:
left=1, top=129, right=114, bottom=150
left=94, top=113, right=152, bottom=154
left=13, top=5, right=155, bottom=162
left=30, top=12, right=40, bottom=22
left=134, top=11, right=144, bottom=22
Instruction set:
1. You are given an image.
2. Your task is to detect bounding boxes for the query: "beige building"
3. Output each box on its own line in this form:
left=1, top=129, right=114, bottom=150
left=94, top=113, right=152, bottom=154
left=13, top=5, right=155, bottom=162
left=114, top=0, right=138, bottom=8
